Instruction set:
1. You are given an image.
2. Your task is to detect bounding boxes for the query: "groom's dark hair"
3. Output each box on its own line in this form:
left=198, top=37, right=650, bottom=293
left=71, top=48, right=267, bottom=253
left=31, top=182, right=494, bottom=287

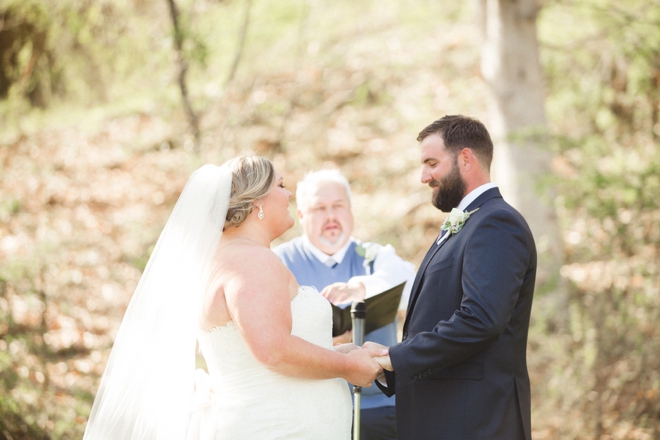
left=417, top=115, right=493, bottom=170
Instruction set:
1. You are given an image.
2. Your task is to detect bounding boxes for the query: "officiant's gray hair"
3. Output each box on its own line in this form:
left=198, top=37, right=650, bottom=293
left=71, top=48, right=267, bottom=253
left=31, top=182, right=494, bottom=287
left=224, top=154, right=275, bottom=229
left=296, top=169, right=352, bottom=211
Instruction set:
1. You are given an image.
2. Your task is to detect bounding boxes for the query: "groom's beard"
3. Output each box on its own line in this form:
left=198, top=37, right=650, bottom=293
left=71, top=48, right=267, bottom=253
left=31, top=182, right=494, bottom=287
left=431, top=160, right=465, bottom=212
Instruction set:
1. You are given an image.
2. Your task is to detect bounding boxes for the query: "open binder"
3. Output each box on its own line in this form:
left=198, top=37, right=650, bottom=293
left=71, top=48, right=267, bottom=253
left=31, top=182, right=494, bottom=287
left=331, top=282, right=405, bottom=337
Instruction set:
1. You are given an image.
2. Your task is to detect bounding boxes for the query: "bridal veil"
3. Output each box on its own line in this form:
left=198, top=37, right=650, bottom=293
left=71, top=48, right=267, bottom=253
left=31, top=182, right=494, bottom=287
left=84, top=164, right=231, bottom=439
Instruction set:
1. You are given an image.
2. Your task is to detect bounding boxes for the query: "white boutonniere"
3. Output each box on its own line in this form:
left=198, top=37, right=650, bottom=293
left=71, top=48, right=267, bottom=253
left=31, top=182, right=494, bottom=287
left=355, top=244, right=378, bottom=266
left=441, top=208, right=479, bottom=236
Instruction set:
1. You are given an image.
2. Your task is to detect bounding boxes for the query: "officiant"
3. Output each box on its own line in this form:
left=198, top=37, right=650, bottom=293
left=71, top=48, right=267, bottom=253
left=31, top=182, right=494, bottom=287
left=274, top=169, right=415, bottom=440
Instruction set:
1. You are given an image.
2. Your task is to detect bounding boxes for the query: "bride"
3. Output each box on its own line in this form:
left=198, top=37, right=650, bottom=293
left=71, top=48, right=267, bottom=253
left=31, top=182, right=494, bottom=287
left=83, top=155, right=386, bottom=440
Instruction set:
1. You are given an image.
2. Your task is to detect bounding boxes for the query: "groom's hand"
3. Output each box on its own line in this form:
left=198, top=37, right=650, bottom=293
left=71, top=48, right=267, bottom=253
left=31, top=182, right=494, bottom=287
left=345, top=348, right=387, bottom=387
left=320, top=281, right=366, bottom=304
left=362, top=341, right=387, bottom=351
left=333, top=342, right=360, bottom=354
left=362, top=342, right=393, bottom=372
left=374, top=354, right=393, bottom=372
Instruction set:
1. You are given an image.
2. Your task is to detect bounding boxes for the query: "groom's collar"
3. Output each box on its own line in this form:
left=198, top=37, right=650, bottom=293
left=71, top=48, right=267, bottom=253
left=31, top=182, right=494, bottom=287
left=457, top=182, right=498, bottom=211
left=435, top=184, right=500, bottom=246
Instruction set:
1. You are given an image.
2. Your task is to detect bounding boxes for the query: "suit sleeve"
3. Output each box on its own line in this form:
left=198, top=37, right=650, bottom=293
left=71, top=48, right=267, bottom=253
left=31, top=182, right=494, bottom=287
left=389, top=209, right=534, bottom=387
left=375, top=370, right=396, bottom=397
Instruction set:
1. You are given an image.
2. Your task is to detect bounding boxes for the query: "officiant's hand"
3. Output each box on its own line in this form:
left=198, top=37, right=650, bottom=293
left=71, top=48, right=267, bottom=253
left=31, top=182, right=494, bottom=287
left=332, top=330, right=352, bottom=346
left=320, top=281, right=366, bottom=305
left=344, top=348, right=387, bottom=387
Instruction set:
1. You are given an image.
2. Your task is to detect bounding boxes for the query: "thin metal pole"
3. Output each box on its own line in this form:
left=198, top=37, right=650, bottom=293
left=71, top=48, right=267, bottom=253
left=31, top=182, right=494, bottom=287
left=351, top=301, right=366, bottom=440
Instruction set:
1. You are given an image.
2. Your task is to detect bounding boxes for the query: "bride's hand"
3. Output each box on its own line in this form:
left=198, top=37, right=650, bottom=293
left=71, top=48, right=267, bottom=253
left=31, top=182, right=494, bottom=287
left=333, top=342, right=360, bottom=354
left=344, top=348, right=387, bottom=387
left=362, top=341, right=393, bottom=374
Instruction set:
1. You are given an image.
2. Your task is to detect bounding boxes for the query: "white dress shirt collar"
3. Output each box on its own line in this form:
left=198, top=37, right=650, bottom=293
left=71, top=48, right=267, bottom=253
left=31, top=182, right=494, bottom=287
left=302, top=235, right=353, bottom=265
left=436, top=182, right=498, bottom=245
left=456, top=182, right=498, bottom=211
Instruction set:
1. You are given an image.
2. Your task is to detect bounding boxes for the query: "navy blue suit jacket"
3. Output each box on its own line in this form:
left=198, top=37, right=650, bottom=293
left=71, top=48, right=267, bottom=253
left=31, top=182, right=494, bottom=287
left=378, top=188, right=536, bottom=440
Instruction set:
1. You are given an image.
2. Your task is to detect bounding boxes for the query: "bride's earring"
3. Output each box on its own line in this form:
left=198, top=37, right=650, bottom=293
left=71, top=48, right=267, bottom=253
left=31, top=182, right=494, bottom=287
left=258, top=204, right=264, bottom=220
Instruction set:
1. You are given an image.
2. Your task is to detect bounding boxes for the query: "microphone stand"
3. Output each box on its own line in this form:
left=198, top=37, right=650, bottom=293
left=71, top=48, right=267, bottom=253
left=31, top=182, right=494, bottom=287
left=351, top=301, right=366, bottom=440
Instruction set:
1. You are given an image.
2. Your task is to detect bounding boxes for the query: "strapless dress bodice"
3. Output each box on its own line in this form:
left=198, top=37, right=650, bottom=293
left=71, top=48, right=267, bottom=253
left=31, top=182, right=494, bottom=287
left=188, top=286, right=352, bottom=440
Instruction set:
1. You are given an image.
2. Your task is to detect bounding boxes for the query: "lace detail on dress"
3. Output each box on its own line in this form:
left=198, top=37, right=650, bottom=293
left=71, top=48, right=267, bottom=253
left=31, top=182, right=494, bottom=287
left=290, top=286, right=334, bottom=348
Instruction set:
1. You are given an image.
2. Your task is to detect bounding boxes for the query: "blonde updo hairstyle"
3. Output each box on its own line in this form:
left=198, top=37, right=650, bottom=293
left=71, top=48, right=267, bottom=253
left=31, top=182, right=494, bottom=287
left=224, top=155, right=275, bottom=230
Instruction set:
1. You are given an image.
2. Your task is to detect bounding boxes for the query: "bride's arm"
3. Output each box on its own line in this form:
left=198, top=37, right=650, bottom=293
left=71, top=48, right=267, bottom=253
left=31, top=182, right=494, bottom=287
left=223, top=249, right=385, bottom=387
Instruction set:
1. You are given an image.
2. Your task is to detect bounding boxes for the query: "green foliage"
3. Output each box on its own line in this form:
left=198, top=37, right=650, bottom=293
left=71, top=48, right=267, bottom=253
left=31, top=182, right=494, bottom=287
left=0, top=0, right=53, bottom=107
left=0, top=392, right=51, bottom=440
left=536, top=0, right=660, bottom=437
left=3, top=0, right=658, bottom=438
left=0, top=1, right=476, bottom=437
left=0, top=0, right=176, bottom=126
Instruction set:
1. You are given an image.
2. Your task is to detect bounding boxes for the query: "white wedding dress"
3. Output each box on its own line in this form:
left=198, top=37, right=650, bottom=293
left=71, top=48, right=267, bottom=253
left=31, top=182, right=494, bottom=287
left=187, top=286, right=353, bottom=439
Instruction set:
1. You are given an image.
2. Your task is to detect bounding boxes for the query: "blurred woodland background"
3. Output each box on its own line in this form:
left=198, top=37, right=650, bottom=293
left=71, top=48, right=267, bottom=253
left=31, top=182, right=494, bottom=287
left=0, top=0, right=658, bottom=438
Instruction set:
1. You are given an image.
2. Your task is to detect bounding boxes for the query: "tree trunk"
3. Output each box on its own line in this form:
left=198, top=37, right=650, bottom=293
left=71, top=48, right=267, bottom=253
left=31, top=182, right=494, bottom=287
left=225, top=0, right=252, bottom=86
left=472, top=0, right=565, bottom=322
left=166, top=0, right=201, bottom=154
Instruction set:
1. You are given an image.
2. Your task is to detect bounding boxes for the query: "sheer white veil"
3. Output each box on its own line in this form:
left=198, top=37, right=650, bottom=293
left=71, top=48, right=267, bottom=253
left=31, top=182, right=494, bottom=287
left=84, top=164, right=232, bottom=440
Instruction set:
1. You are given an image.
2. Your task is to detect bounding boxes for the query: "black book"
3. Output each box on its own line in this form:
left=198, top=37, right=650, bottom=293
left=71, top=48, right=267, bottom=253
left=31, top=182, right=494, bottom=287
left=331, top=282, right=406, bottom=337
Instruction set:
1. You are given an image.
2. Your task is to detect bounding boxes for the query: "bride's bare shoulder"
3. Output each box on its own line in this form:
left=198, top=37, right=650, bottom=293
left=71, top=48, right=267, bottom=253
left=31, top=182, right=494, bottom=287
left=211, top=241, right=298, bottom=308
left=215, top=240, right=289, bottom=280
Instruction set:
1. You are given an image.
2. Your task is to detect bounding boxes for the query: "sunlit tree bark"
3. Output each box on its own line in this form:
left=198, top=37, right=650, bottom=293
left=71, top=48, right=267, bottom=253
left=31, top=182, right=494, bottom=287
left=472, top=0, right=563, bottom=305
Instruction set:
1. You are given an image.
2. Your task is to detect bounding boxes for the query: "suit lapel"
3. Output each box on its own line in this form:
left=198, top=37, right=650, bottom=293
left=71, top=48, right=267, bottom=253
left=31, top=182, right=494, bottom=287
left=403, top=187, right=504, bottom=332
left=407, top=235, right=450, bottom=300
left=403, top=233, right=452, bottom=332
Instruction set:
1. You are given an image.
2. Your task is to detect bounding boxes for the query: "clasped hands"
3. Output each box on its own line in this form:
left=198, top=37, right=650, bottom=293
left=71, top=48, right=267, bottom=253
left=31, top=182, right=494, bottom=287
left=334, top=341, right=393, bottom=387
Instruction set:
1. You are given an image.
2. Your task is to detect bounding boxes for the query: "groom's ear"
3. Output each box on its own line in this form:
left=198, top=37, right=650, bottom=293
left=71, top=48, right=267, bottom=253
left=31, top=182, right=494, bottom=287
left=459, top=148, right=482, bottom=173
left=458, top=148, right=471, bottom=169
left=459, top=148, right=490, bottom=185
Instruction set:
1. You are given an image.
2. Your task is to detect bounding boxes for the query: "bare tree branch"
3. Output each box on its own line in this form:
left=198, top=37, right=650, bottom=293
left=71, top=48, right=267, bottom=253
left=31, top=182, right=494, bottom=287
left=226, top=0, right=252, bottom=86
left=166, top=0, right=201, bottom=154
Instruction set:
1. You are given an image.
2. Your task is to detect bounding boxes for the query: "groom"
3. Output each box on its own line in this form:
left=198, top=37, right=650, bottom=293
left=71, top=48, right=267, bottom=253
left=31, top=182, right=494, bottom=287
left=370, top=115, right=537, bottom=440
